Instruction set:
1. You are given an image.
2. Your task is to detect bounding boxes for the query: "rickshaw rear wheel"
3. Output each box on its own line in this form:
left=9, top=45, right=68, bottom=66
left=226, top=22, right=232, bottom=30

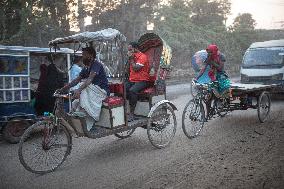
left=18, top=120, right=72, bottom=174
left=147, top=103, right=177, bottom=149
left=114, top=128, right=136, bottom=139
left=3, top=118, right=31, bottom=144
left=257, top=91, right=271, bottom=123
left=182, top=99, right=205, bottom=139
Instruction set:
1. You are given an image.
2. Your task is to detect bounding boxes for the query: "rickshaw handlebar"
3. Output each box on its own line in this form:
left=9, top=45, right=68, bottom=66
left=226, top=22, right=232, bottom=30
left=53, top=92, right=72, bottom=99
left=192, top=79, right=212, bottom=90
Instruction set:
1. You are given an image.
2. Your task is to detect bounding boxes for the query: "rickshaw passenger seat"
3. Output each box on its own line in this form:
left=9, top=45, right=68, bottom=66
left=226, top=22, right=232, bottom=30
left=103, top=96, right=124, bottom=108
left=140, top=87, right=155, bottom=95
left=109, top=83, right=124, bottom=96
left=137, top=47, right=162, bottom=97
left=139, top=80, right=156, bottom=96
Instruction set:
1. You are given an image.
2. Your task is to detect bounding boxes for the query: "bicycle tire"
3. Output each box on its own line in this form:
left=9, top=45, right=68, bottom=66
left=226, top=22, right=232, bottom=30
left=182, top=99, right=205, bottom=139
left=18, top=120, right=72, bottom=174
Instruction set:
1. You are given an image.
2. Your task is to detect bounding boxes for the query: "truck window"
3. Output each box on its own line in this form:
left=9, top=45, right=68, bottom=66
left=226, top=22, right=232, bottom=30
left=243, top=48, right=284, bottom=67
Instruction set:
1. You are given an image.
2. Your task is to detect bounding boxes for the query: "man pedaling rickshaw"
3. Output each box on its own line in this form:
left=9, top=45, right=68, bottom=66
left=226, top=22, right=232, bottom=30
left=57, top=46, right=110, bottom=132
left=194, top=44, right=231, bottom=98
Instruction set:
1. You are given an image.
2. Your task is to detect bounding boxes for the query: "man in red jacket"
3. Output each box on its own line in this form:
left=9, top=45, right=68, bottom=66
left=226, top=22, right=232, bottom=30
left=126, top=42, right=150, bottom=121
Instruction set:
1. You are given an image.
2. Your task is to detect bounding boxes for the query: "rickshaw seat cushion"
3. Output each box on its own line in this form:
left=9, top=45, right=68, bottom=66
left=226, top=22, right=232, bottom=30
left=138, top=80, right=156, bottom=96
left=149, top=75, right=156, bottom=82
left=109, top=83, right=124, bottom=95
left=103, top=96, right=124, bottom=107
left=142, top=87, right=155, bottom=94
left=139, top=87, right=156, bottom=96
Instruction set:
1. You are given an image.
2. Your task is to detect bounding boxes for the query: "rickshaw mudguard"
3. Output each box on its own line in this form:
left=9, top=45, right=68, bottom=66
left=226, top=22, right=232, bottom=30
left=147, top=100, right=177, bottom=118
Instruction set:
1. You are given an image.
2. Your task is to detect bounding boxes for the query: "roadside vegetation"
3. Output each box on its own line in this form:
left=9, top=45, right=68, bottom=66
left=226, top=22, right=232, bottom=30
left=1, top=0, right=284, bottom=77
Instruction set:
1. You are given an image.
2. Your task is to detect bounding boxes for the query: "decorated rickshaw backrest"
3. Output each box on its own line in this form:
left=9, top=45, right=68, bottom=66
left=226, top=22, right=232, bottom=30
left=138, top=33, right=172, bottom=94
left=138, top=33, right=172, bottom=82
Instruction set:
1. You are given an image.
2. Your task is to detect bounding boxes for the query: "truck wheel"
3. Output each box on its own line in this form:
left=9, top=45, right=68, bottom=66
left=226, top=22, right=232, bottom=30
left=3, top=118, right=31, bottom=144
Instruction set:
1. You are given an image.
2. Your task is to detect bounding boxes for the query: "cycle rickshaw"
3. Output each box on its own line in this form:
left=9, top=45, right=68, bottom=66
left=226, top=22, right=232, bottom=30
left=182, top=50, right=281, bottom=139
left=18, top=28, right=177, bottom=174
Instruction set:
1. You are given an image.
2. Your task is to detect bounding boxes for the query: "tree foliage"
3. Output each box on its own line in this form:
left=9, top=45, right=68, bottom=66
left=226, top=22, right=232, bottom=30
left=0, top=0, right=75, bottom=47
left=229, top=13, right=258, bottom=54
left=1, top=0, right=284, bottom=77
left=231, top=13, right=256, bottom=32
left=189, top=0, right=231, bottom=30
left=84, top=0, right=158, bottom=41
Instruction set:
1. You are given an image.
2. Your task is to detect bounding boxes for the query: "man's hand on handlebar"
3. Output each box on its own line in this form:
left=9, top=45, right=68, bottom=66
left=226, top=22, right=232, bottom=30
left=72, top=89, right=81, bottom=99
left=55, top=88, right=64, bottom=94
left=55, top=87, right=69, bottom=95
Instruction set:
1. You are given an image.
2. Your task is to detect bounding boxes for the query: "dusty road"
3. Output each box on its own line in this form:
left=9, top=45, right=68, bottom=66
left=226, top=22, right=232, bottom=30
left=0, top=83, right=283, bottom=189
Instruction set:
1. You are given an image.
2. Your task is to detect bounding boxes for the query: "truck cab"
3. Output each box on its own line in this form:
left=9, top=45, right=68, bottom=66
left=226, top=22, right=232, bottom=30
left=240, top=39, right=284, bottom=85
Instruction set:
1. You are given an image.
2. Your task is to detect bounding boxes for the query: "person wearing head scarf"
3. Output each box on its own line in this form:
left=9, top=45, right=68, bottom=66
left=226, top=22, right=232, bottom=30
left=205, top=44, right=224, bottom=81
left=195, top=44, right=230, bottom=98
left=206, top=44, right=230, bottom=98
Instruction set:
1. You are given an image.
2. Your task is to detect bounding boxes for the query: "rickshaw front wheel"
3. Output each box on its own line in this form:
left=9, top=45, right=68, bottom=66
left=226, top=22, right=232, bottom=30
left=3, top=118, right=31, bottom=144
left=182, top=99, right=205, bottom=139
left=18, top=120, right=72, bottom=174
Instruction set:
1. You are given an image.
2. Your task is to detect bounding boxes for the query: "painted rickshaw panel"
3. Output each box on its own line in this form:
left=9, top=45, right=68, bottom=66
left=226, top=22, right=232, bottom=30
left=0, top=46, right=78, bottom=142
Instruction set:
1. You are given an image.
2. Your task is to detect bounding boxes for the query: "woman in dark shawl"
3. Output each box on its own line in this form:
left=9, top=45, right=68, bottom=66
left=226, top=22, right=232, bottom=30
left=45, top=63, right=64, bottom=113
left=34, top=64, right=48, bottom=115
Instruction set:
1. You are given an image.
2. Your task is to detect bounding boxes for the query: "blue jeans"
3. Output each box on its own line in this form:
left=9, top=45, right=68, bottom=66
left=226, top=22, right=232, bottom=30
left=125, top=81, right=149, bottom=112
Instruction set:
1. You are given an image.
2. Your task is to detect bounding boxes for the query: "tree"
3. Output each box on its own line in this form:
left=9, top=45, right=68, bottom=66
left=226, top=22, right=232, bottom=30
left=0, top=0, right=24, bottom=42
left=189, top=0, right=231, bottom=30
left=229, top=13, right=258, bottom=52
left=0, top=0, right=75, bottom=47
left=77, top=0, right=86, bottom=32
left=84, top=0, right=158, bottom=41
left=230, top=13, right=256, bottom=32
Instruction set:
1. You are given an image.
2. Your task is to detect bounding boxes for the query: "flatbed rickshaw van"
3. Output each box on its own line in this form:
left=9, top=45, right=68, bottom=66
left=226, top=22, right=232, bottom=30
left=0, top=45, right=80, bottom=143
left=240, top=39, right=284, bottom=88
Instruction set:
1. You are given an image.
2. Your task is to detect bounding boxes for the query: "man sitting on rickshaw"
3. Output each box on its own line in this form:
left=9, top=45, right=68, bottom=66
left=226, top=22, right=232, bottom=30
left=126, top=42, right=150, bottom=122
left=58, top=46, right=110, bottom=131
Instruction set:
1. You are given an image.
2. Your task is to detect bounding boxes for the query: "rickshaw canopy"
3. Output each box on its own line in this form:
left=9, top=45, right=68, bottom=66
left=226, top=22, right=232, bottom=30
left=48, top=28, right=126, bottom=78
left=48, top=28, right=126, bottom=46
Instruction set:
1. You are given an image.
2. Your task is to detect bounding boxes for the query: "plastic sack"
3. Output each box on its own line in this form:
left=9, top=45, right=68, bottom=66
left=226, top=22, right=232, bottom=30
left=191, top=50, right=208, bottom=75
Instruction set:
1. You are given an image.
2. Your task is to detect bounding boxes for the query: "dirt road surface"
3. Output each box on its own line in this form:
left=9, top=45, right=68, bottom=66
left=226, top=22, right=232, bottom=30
left=0, top=84, right=283, bottom=189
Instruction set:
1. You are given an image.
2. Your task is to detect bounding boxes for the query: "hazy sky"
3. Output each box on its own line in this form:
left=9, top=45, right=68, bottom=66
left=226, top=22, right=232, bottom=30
left=228, top=0, right=284, bottom=29
left=84, top=0, right=284, bottom=30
